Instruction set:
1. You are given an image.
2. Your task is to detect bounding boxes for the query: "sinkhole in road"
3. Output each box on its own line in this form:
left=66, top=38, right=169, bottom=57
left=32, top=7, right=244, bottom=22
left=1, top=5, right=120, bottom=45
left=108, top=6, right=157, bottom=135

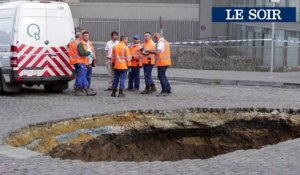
left=5, top=108, right=300, bottom=162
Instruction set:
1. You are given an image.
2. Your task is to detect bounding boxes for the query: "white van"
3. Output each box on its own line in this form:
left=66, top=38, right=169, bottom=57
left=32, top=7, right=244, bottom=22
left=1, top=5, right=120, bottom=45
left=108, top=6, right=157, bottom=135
left=0, top=1, right=75, bottom=94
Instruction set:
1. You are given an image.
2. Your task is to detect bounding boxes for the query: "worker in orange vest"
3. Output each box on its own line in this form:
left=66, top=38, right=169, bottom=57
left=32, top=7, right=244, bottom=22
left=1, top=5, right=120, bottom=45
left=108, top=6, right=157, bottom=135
left=77, top=31, right=97, bottom=96
left=144, top=33, right=172, bottom=97
left=127, top=35, right=143, bottom=91
left=111, top=36, right=131, bottom=97
left=105, top=31, right=119, bottom=91
left=80, top=31, right=96, bottom=89
left=69, top=32, right=90, bottom=96
left=141, top=32, right=157, bottom=94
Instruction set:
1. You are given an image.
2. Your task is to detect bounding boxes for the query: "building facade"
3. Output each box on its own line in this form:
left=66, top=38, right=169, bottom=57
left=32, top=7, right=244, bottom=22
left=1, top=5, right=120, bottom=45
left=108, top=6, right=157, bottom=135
left=65, top=0, right=229, bottom=42
left=229, top=0, right=300, bottom=68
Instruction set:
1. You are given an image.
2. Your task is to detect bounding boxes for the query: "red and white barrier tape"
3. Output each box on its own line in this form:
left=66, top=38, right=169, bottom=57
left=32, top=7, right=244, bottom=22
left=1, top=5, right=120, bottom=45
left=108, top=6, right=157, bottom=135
left=169, top=38, right=300, bottom=45
left=96, top=38, right=300, bottom=50
left=169, top=38, right=271, bottom=45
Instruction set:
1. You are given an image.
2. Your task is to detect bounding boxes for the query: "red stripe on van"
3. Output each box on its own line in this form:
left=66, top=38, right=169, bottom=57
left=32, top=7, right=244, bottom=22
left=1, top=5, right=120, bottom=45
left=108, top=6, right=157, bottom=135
left=31, top=53, right=47, bottom=68
left=42, top=61, right=60, bottom=76
left=60, top=46, right=68, bottom=52
left=51, top=57, right=69, bottom=75
left=50, top=47, right=73, bottom=75
left=22, top=47, right=44, bottom=68
left=18, top=47, right=34, bottom=65
left=16, top=44, right=74, bottom=77
left=17, top=44, right=25, bottom=53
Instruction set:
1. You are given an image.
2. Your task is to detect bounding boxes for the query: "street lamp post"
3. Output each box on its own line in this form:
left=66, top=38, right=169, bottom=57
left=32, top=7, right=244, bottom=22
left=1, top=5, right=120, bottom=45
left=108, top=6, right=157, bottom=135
left=269, top=0, right=280, bottom=78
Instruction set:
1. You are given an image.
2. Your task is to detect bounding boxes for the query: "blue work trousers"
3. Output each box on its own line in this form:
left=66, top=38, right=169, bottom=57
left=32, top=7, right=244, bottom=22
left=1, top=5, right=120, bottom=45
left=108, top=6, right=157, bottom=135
left=128, top=67, right=141, bottom=90
left=113, top=69, right=128, bottom=90
left=143, top=64, right=154, bottom=86
left=75, top=63, right=88, bottom=90
left=157, top=66, right=171, bottom=93
left=86, top=65, right=93, bottom=89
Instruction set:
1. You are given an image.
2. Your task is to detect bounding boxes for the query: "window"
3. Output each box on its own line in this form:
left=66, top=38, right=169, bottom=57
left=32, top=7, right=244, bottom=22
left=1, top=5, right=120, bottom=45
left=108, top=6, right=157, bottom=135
left=289, top=0, right=300, bottom=22
left=0, top=17, right=13, bottom=44
left=247, top=0, right=255, bottom=6
left=256, top=0, right=263, bottom=7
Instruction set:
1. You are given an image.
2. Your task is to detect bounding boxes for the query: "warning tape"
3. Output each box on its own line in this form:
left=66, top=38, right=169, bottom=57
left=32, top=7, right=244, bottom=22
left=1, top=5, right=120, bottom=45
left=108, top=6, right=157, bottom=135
left=169, top=38, right=271, bottom=45
left=169, top=38, right=300, bottom=45
left=96, top=38, right=300, bottom=50
left=274, top=39, right=300, bottom=44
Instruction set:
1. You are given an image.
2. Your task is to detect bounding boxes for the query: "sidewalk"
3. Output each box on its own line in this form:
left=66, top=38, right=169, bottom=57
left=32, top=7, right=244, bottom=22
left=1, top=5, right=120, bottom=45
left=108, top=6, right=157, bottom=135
left=93, top=66, right=300, bottom=88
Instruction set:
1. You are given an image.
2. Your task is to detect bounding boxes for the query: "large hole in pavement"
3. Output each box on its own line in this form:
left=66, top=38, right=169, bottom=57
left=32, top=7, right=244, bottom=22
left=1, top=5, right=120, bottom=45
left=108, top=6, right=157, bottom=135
left=5, top=108, right=300, bottom=162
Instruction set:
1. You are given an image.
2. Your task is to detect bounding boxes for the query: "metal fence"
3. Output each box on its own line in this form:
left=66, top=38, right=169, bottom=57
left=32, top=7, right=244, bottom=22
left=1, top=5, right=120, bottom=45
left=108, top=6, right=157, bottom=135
left=94, top=40, right=300, bottom=71
left=168, top=40, right=300, bottom=71
left=79, top=18, right=199, bottom=42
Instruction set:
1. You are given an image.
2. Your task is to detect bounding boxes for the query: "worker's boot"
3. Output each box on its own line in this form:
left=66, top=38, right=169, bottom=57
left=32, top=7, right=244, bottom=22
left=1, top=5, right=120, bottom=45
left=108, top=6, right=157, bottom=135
left=141, top=86, right=151, bottom=94
left=84, top=89, right=97, bottom=96
left=156, top=92, right=168, bottom=97
left=111, top=89, right=117, bottom=97
left=150, top=84, right=157, bottom=93
left=75, top=88, right=86, bottom=96
left=118, top=90, right=125, bottom=98
left=167, top=88, right=172, bottom=94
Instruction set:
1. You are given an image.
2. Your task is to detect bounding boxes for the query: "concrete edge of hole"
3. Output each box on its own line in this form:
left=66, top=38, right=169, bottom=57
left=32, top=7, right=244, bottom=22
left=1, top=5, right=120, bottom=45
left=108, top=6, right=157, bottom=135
left=3, top=107, right=300, bottom=147
left=48, top=112, right=300, bottom=162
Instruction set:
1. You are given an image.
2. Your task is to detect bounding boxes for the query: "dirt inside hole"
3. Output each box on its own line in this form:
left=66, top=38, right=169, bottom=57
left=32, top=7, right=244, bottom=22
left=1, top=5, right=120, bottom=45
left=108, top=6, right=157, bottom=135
left=49, top=117, right=300, bottom=162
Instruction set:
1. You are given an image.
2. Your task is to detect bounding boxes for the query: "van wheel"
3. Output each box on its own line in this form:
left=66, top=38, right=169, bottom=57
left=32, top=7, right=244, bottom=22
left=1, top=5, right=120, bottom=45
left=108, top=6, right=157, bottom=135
left=0, top=68, right=21, bottom=94
left=0, top=69, right=5, bottom=95
left=44, top=82, right=68, bottom=93
left=44, top=84, right=63, bottom=93
left=24, top=84, right=34, bottom=87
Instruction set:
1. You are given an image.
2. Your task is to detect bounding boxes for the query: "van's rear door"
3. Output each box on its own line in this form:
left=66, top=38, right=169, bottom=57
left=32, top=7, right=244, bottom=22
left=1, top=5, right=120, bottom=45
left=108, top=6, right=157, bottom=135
left=17, top=2, right=47, bottom=77
left=44, top=3, right=74, bottom=77
left=0, top=7, right=15, bottom=67
left=17, top=2, right=74, bottom=79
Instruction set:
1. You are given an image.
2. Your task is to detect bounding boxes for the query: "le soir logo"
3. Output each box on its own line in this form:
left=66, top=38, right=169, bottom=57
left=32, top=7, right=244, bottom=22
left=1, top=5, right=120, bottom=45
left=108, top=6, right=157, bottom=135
left=212, top=7, right=296, bottom=22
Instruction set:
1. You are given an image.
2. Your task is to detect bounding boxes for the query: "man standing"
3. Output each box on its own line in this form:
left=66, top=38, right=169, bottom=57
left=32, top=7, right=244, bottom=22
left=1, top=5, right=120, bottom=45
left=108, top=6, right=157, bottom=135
left=146, top=33, right=172, bottom=97
left=111, top=36, right=131, bottom=97
left=77, top=31, right=97, bottom=96
left=69, top=32, right=88, bottom=96
left=80, top=31, right=96, bottom=90
left=128, top=35, right=142, bottom=91
left=105, top=31, right=119, bottom=91
left=141, top=32, right=157, bottom=94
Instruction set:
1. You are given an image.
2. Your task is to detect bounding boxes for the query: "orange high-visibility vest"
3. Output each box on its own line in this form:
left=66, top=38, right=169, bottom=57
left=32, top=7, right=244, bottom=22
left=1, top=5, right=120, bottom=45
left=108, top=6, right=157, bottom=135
left=130, top=44, right=143, bottom=68
left=142, top=39, right=156, bottom=65
left=112, top=41, right=131, bottom=70
left=156, top=39, right=172, bottom=67
left=81, top=40, right=96, bottom=64
left=69, top=40, right=88, bottom=65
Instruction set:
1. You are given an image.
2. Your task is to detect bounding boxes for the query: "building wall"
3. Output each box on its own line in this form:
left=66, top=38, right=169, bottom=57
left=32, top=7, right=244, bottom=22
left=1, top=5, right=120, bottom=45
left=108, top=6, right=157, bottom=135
left=198, top=0, right=212, bottom=38
left=211, top=0, right=230, bottom=38
left=65, top=0, right=229, bottom=40
left=229, top=0, right=300, bottom=68
left=79, top=0, right=199, bottom=3
left=68, top=2, right=199, bottom=21
left=67, top=0, right=300, bottom=71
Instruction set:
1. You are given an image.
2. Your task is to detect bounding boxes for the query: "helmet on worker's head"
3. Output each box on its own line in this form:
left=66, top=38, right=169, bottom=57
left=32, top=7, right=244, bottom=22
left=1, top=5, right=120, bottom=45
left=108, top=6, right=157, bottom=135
left=133, top=35, right=141, bottom=40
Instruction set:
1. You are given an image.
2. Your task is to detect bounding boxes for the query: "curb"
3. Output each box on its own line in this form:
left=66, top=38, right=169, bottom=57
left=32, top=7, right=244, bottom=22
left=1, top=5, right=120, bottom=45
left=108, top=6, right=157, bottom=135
left=92, top=73, right=300, bottom=89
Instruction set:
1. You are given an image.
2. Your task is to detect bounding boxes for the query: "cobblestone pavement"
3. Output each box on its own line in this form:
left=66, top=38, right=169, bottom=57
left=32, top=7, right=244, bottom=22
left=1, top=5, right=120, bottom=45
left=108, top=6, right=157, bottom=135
left=1, top=77, right=300, bottom=174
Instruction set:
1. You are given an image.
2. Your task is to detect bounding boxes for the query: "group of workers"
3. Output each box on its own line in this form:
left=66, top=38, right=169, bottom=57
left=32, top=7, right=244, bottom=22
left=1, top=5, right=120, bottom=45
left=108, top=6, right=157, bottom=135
left=69, top=30, right=172, bottom=97
left=69, top=31, right=97, bottom=96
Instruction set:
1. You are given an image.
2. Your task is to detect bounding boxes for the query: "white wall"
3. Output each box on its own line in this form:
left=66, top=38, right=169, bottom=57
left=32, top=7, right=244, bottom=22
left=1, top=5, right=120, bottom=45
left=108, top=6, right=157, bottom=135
left=68, top=2, right=199, bottom=21
left=65, top=0, right=230, bottom=39
left=211, top=0, right=230, bottom=38
left=199, top=0, right=212, bottom=38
